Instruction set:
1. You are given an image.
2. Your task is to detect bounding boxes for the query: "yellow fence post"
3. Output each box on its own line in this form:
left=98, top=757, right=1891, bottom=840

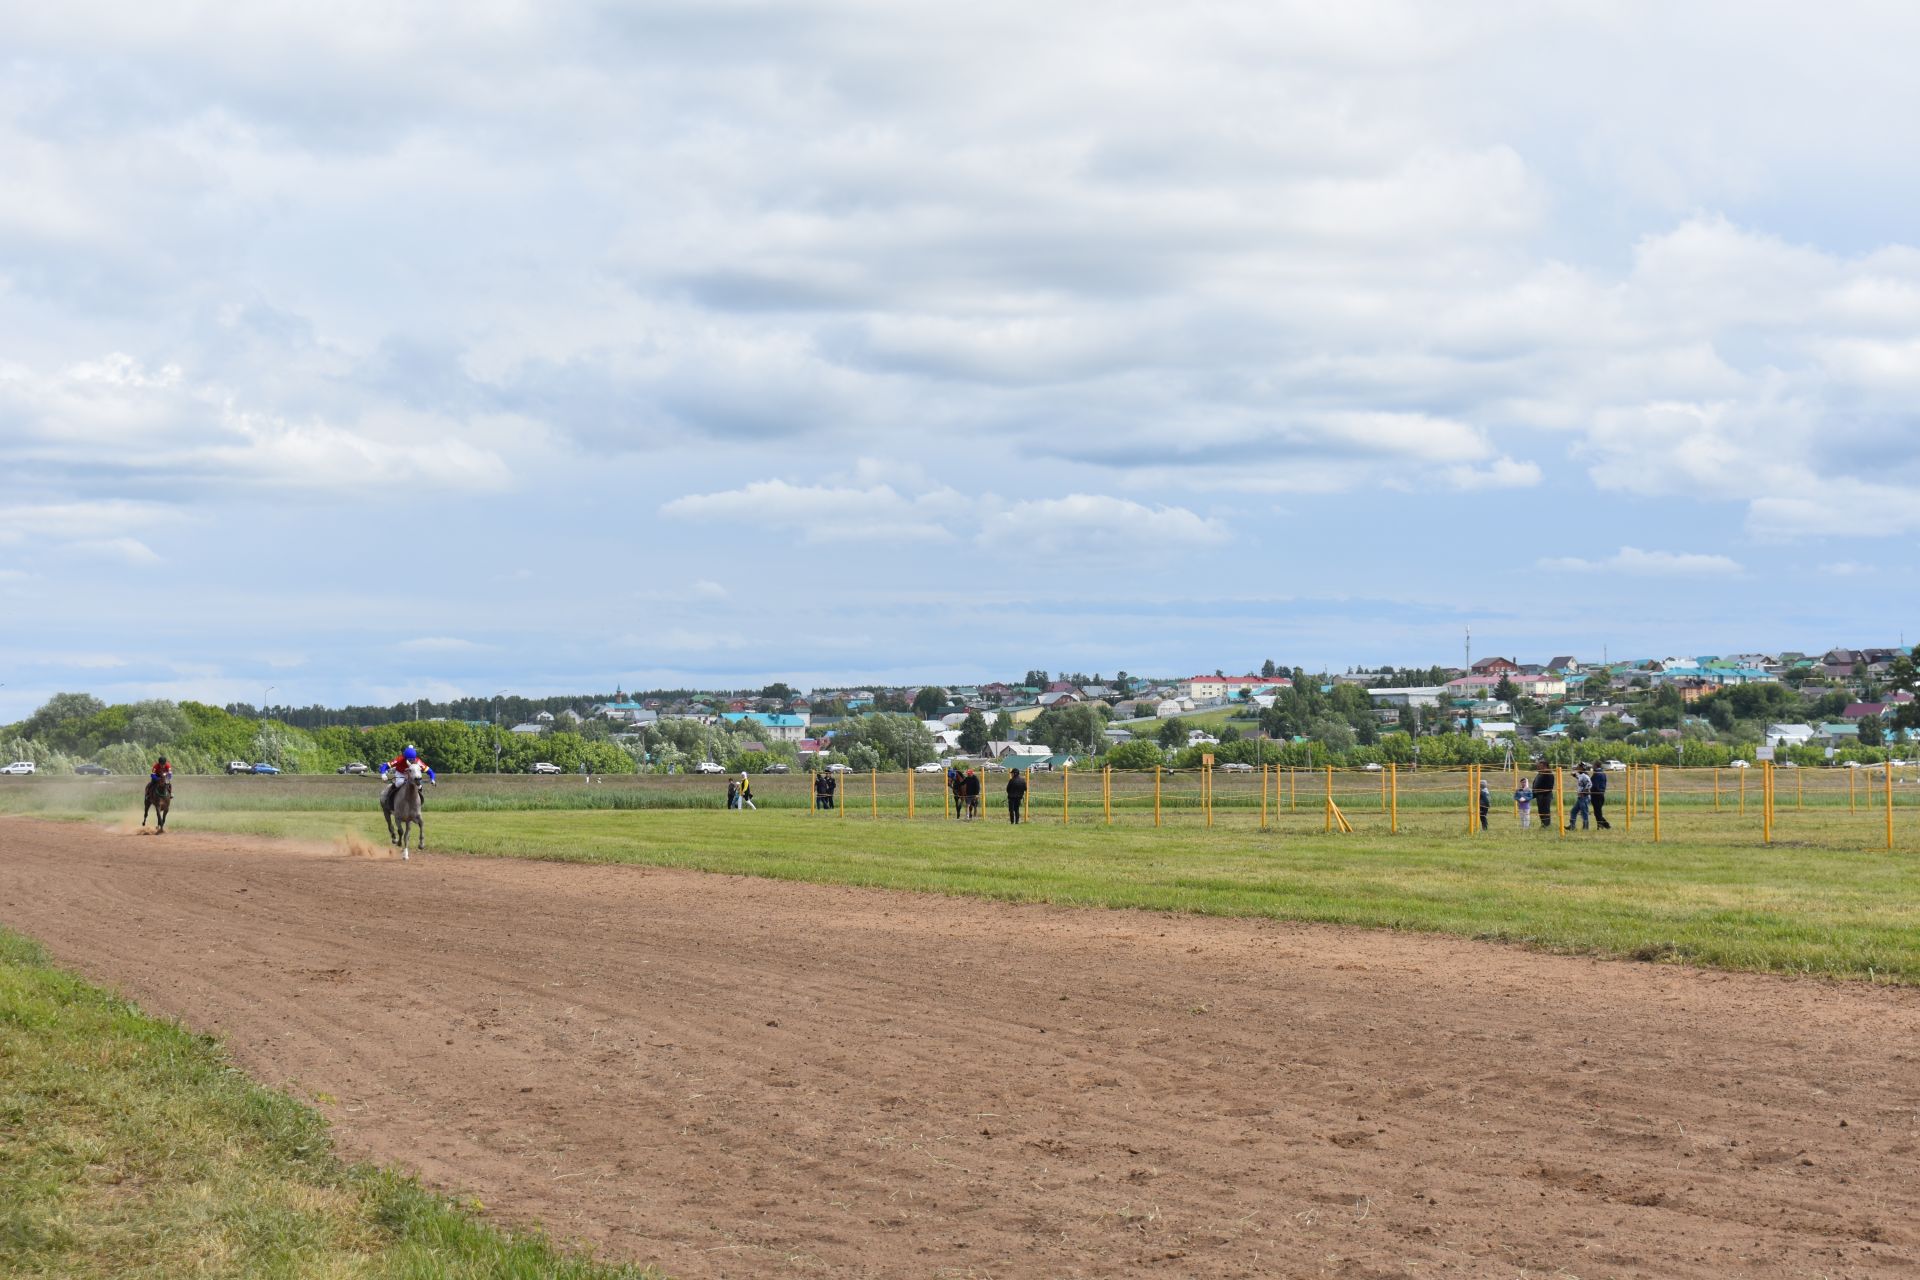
left=1887, top=758, right=1895, bottom=851
left=1260, top=764, right=1269, bottom=831
left=1466, top=765, right=1475, bottom=835
left=1390, top=762, right=1399, bottom=834
left=1556, top=765, right=1566, bottom=837
left=1154, top=766, right=1162, bottom=827
left=908, top=767, right=915, bottom=819
left=1324, top=764, right=1333, bottom=833
left=1714, top=767, right=1721, bottom=810
left=1104, top=765, right=1112, bottom=826
left=1204, top=765, right=1213, bottom=829
left=1624, top=765, right=1632, bottom=833
left=1653, top=765, right=1662, bottom=843
left=1064, top=765, right=1071, bottom=826
left=1762, top=762, right=1771, bottom=844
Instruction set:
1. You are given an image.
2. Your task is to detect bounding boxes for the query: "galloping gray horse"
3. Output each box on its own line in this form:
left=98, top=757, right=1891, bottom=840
left=385, top=765, right=429, bottom=859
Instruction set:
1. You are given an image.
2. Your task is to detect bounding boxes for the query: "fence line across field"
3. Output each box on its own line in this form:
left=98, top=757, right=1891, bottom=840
left=757, top=761, right=1913, bottom=849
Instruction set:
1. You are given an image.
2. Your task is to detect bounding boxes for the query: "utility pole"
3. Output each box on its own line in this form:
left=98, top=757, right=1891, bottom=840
left=1465, top=624, right=1472, bottom=674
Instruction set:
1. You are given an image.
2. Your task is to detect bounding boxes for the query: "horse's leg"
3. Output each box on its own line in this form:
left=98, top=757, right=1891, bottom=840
left=141, top=800, right=150, bottom=829
left=157, top=802, right=167, bottom=832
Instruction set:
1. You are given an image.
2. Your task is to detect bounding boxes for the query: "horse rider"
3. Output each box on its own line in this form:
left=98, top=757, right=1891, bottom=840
left=150, top=755, right=174, bottom=788
left=379, top=745, right=436, bottom=816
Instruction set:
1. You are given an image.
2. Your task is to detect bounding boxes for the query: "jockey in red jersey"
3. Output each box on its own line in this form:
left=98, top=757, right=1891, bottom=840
left=379, top=745, right=435, bottom=815
left=150, top=756, right=173, bottom=786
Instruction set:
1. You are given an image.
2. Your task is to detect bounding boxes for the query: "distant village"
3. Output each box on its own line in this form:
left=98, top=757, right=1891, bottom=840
left=496, top=645, right=1919, bottom=768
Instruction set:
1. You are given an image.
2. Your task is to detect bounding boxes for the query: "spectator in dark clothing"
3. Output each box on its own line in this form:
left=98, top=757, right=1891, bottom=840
left=1590, top=765, right=1611, bottom=828
left=1532, top=765, right=1557, bottom=833
left=1478, top=777, right=1491, bottom=830
left=813, top=772, right=832, bottom=810
left=1006, top=768, right=1028, bottom=824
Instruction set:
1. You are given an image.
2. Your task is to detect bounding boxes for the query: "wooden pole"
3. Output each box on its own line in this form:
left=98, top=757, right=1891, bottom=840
left=1324, top=764, right=1333, bottom=834
left=1104, top=765, right=1112, bottom=826
left=1260, top=763, right=1269, bottom=831
left=1653, top=765, right=1662, bottom=843
left=1714, top=767, right=1721, bottom=810
left=1204, top=765, right=1212, bottom=829
left=1624, top=765, right=1632, bottom=832
left=1390, top=762, right=1399, bottom=834
left=1064, top=765, right=1071, bottom=825
left=1154, top=766, right=1161, bottom=827
left=908, top=767, right=915, bottom=819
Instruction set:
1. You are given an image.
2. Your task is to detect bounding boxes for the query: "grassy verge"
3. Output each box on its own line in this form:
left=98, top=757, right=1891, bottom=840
left=0, top=927, right=658, bottom=1279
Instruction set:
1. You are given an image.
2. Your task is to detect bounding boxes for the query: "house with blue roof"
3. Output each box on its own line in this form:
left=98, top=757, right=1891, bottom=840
left=721, top=711, right=811, bottom=742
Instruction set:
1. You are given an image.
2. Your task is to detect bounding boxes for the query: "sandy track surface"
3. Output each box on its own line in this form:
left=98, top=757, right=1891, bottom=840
left=1, top=818, right=1916, bottom=1278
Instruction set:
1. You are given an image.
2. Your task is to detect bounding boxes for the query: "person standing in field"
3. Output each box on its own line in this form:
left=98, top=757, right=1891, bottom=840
left=1514, top=776, right=1533, bottom=828
left=964, top=768, right=982, bottom=819
left=1479, top=776, right=1491, bottom=830
left=1567, top=764, right=1592, bottom=830
left=726, top=778, right=740, bottom=810
left=1590, top=764, right=1611, bottom=828
left=1006, top=767, right=1028, bottom=824
left=1531, top=762, right=1556, bottom=832
left=738, top=771, right=756, bottom=810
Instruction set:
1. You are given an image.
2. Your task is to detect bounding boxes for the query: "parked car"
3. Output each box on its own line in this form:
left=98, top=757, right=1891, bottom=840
left=1729, top=759, right=1751, bottom=769
left=914, top=761, right=945, bottom=772
left=1, top=761, right=36, bottom=775
left=225, top=760, right=252, bottom=775
left=760, top=763, right=791, bottom=773
left=73, top=763, right=112, bottom=776
left=1359, top=762, right=1383, bottom=772
left=336, top=762, right=370, bottom=775
left=529, top=762, right=563, bottom=774
left=1604, top=759, right=1627, bottom=771
left=251, top=762, right=282, bottom=775
left=825, top=762, right=852, bottom=773
left=694, top=761, right=726, bottom=774
left=1220, top=762, right=1253, bottom=773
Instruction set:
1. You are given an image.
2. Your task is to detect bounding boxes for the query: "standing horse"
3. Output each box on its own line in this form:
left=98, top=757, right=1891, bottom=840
left=142, top=776, right=172, bottom=832
left=385, top=765, right=428, bottom=859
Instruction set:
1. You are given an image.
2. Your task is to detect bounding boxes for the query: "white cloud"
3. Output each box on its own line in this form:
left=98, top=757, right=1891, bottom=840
left=978, top=494, right=1227, bottom=560
left=661, top=479, right=965, bottom=544
left=72, top=537, right=162, bottom=565
left=691, top=579, right=729, bottom=599
left=1538, top=546, right=1742, bottom=576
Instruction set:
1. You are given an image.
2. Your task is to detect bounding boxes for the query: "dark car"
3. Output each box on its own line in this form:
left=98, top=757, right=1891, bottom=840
left=73, top=762, right=112, bottom=776
left=761, top=763, right=791, bottom=773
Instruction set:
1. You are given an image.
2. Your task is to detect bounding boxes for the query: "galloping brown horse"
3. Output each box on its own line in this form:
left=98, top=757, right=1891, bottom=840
left=143, top=776, right=171, bottom=832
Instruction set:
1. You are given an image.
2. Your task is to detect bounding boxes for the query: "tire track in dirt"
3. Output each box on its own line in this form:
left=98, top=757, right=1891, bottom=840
left=1, top=816, right=1915, bottom=1277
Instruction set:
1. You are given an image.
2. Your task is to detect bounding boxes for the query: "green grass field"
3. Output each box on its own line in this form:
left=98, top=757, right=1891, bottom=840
left=0, top=927, right=657, bottom=1280
left=5, top=770, right=1916, bottom=983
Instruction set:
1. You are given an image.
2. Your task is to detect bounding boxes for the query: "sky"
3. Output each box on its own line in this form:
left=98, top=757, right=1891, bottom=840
left=4, top=1, right=1920, bottom=719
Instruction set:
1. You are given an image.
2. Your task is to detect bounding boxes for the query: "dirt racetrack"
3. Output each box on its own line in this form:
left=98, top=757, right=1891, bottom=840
left=2, top=818, right=1916, bottom=1278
